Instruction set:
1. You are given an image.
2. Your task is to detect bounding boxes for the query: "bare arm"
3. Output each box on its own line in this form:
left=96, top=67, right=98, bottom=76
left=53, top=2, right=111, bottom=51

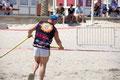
left=54, top=30, right=64, bottom=49
left=55, top=10, right=57, bottom=14
left=76, top=10, right=79, bottom=15
left=115, top=4, right=118, bottom=10
left=76, top=11, right=83, bottom=15
left=94, top=3, right=98, bottom=10
left=55, top=8, right=58, bottom=14
left=27, top=23, right=39, bottom=38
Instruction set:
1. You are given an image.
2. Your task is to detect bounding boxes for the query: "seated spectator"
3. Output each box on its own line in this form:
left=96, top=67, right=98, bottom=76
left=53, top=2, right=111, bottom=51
left=94, top=1, right=101, bottom=16
left=108, top=0, right=119, bottom=17
left=75, top=4, right=86, bottom=24
left=0, top=0, right=2, bottom=9
left=2, top=0, right=13, bottom=15
left=55, top=3, right=65, bottom=24
left=102, top=4, right=107, bottom=17
left=99, top=3, right=107, bottom=17
left=68, top=4, right=75, bottom=23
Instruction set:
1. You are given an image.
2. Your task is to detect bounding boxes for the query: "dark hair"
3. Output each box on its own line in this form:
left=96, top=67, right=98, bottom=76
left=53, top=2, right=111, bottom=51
left=59, top=3, right=63, bottom=6
left=70, top=4, right=73, bottom=7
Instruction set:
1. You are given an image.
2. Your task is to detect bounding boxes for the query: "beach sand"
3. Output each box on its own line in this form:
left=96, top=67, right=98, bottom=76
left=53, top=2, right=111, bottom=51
left=0, top=20, right=120, bottom=80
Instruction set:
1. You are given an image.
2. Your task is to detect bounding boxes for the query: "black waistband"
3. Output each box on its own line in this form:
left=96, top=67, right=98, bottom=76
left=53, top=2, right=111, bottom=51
left=33, top=44, right=50, bottom=49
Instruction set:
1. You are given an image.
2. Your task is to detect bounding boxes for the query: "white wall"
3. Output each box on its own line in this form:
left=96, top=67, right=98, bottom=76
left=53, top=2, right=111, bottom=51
left=12, top=0, right=91, bottom=15
left=19, top=7, right=29, bottom=14
left=12, top=5, right=19, bottom=14
left=30, top=7, right=36, bottom=14
left=118, top=0, right=120, bottom=7
left=12, top=0, right=38, bottom=15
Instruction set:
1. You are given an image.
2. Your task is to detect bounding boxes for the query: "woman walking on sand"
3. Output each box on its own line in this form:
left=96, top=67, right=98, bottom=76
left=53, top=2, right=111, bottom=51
left=27, top=15, right=64, bottom=80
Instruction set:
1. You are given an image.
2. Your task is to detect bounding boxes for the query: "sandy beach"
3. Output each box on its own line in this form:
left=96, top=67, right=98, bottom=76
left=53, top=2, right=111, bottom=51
left=0, top=20, right=120, bottom=80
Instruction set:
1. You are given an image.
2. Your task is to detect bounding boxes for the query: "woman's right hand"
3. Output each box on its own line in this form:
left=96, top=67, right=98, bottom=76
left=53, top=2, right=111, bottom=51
left=59, top=46, right=64, bottom=50
left=28, top=34, right=33, bottom=38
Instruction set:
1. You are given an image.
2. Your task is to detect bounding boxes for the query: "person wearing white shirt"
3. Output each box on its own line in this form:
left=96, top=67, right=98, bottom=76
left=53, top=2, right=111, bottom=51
left=2, top=0, right=13, bottom=15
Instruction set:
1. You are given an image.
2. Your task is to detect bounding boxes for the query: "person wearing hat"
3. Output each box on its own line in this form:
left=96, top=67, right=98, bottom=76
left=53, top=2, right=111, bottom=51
left=27, top=15, right=64, bottom=80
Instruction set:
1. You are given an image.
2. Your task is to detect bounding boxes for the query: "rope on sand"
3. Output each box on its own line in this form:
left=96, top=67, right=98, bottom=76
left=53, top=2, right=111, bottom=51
left=0, top=37, right=29, bottom=58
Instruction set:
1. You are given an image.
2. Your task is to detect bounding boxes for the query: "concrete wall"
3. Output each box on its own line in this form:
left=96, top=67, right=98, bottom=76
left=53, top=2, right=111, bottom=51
left=0, top=15, right=120, bottom=24
left=11, top=0, right=92, bottom=16
left=0, top=15, right=48, bottom=24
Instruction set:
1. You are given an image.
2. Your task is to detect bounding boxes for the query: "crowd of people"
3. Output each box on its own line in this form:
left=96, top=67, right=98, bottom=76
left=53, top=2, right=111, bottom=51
left=55, top=0, right=120, bottom=24
left=94, top=0, right=119, bottom=17
left=55, top=3, right=86, bottom=24
left=0, top=0, right=120, bottom=21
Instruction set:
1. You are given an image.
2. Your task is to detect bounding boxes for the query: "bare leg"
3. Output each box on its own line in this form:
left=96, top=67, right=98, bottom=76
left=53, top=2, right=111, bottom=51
left=33, top=57, right=40, bottom=75
left=4, top=7, right=7, bottom=15
left=81, top=15, right=85, bottom=22
left=71, top=14, right=74, bottom=22
left=104, top=12, right=106, bottom=17
left=10, top=7, right=13, bottom=14
left=76, top=15, right=79, bottom=23
left=68, top=15, right=71, bottom=22
left=10, top=7, right=13, bottom=11
left=39, top=57, right=49, bottom=80
left=99, top=14, right=102, bottom=17
left=62, top=16, right=65, bottom=24
left=28, top=57, right=40, bottom=80
left=80, top=14, right=86, bottom=23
